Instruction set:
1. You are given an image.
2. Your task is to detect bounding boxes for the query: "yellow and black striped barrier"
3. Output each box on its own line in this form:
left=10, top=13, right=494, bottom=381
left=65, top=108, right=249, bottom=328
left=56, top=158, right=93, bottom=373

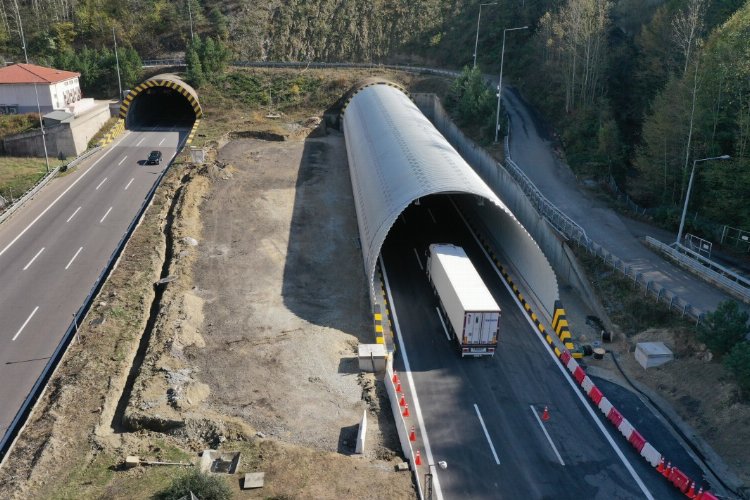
left=99, top=119, right=125, bottom=147
left=186, top=119, right=201, bottom=145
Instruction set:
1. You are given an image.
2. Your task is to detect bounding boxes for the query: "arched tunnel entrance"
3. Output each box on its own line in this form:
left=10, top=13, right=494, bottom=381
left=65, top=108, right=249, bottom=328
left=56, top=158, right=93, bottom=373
left=119, top=74, right=202, bottom=130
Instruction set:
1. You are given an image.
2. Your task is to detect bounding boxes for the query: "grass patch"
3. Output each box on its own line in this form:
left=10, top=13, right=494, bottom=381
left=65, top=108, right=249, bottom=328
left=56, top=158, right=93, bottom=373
left=0, top=113, right=38, bottom=138
left=0, top=156, right=50, bottom=202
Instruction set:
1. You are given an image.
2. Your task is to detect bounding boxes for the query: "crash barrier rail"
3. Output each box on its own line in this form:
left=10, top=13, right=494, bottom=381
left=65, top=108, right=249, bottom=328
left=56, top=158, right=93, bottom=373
left=0, top=147, right=173, bottom=463
left=645, top=237, right=750, bottom=304
left=0, top=146, right=102, bottom=226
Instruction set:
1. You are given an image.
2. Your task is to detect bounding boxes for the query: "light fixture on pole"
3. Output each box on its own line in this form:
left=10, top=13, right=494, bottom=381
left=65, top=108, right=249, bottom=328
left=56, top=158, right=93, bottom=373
left=473, top=2, right=498, bottom=70
left=12, top=0, right=50, bottom=173
left=113, top=26, right=123, bottom=101
left=675, top=154, right=731, bottom=246
left=494, top=25, right=527, bottom=143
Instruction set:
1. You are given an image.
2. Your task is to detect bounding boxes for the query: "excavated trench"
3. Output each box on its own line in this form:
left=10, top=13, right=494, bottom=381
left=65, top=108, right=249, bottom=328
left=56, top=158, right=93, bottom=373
left=110, top=176, right=188, bottom=433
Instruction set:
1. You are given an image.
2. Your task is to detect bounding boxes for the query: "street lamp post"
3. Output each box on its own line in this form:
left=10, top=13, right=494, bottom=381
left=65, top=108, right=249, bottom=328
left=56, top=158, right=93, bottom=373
left=675, top=154, right=731, bottom=246
left=113, top=26, right=123, bottom=101
left=494, top=25, right=528, bottom=143
left=473, top=2, right=498, bottom=70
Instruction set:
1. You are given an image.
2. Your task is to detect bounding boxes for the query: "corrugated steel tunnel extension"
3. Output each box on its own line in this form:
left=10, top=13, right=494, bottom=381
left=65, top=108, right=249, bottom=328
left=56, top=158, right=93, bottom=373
left=119, top=74, right=202, bottom=129
left=341, top=79, right=558, bottom=312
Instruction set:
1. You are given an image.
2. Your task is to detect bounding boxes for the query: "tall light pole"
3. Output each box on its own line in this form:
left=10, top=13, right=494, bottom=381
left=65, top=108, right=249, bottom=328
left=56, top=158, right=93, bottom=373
left=12, top=0, right=49, bottom=173
left=494, top=25, right=527, bottom=143
left=473, top=2, right=498, bottom=69
left=675, top=154, right=731, bottom=246
left=187, top=0, right=195, bottom=41
left=113, top=26, right=123, bottom=100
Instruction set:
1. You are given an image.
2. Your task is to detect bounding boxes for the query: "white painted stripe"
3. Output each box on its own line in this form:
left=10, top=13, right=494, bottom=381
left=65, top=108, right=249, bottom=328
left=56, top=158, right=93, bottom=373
left=452, top=199, right=654, bottom=500
left=95, top=177, right=108, bottom=190
left=435, top=307, right=451, bottom=341
left=12, top=306, right=39, bottom=341
left=428, top=208, right=437, bottom=224
left=474, top=404, right=500, bottom=465
left=22, top=247, right=45, bottom=270
left=413, top=248, right=423, bottom=270
left=159, top=137, right=166, bottom=146
left=66, top=206, right=82, bottom=223
left=0, top=144, right=119, bottom=259
left=118, top=155, right=128, bottom=166
left=124, top=178, right=134, bottom=190
left=100, top=206, right=113, bottom=223
left=65, top=246, right=83, bottom=270
left=136, top=137, right=145, bottom=146
left=530, top=405, right=565, bottom=466
left=380, top=256, right=443, bottom=500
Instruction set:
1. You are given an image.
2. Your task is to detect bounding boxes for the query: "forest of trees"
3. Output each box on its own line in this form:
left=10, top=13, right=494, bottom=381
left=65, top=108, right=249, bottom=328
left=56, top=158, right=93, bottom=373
left=0, top=0, right=747, bottom=236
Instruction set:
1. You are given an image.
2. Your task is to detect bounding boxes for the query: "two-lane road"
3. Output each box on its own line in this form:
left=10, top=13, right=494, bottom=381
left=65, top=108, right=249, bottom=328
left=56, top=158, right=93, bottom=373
left=382, top=195, right=682, bottom=499
left=0, top=125, right=188, bottom=438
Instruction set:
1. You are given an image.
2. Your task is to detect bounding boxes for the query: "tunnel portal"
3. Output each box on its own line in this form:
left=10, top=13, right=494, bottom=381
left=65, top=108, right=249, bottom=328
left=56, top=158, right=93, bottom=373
left=120, top=74, right=202, bottom=129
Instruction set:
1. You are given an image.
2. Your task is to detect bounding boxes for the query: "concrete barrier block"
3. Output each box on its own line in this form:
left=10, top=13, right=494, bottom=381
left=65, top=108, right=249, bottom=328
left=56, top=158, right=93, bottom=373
left=355, top=410, right=367, bottom=454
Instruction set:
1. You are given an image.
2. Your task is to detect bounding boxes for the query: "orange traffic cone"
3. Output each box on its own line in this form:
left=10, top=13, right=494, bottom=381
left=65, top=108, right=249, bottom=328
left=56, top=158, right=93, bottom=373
left=694, top=487, right=703, bottom=500
left=663, top=462, right=672, bottom=478
left=686, top=482, right=696, bottom=498
left=399, top=393, right=406, bottom=407
left=392, top=370, right=399, bottom=384
left=415, top=450, right=422, bottom=466
left=656, top=457, right=665, bottom=473
left=403, top=403, right=410, bottom=417
left=542, top=406, right=550, bottom=422
left=396, top=381, right=402, bottom=393
left=409, top=426, right=416, bottom=442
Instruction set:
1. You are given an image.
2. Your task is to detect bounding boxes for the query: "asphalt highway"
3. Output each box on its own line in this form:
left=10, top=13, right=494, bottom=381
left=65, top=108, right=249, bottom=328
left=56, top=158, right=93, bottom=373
left=0, top=125, right=189, bottom=438
left=381, top=195, right=683, bottom=499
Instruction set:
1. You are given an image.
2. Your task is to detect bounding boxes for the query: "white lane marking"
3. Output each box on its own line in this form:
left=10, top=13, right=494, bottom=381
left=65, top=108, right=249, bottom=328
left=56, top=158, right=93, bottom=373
left=22, top=247, right=45, bottom=270
left=66, top=206, right=82, bottom=223
left=118, top=155, right=128, bottom=166
left=65, top=246, right=83, bottom=270
left=136, top=137, right=145, bottom=146
left=95, top=177, right=108, bottom=190
left=474, top=403, right=501, bottom=465
left=530, top=405, right=565, bottom=466
left=451, top=199, right=654, bottom=500
left=124, top=178, right=135, bottom=190
left=100, top=206, right=113, bottom=224
left=428, top=208, right=437, bottom=224
left=13, top=306, right=39, bottom=341
left=413, top=248, right=423, bottom=270
left=159, top=137, right=166, bottom=146
left=0, top=143, right=120, bottom=259
left=435, top=307, right=451, bottom=341
left=380, top=256, right=444, bottom=500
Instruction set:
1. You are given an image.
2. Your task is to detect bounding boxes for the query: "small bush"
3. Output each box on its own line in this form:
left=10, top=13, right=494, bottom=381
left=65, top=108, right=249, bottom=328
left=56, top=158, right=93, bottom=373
left=697, top=300, right=749, bottom=358
left=724, top=342, right=750, bottom=400
left=154, top=470, right=231, bottom=500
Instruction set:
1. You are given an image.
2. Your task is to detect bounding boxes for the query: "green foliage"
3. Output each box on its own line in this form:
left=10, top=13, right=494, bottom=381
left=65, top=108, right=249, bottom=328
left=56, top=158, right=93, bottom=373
left=53, top=45, right=142, bottom=98
left=186, top=36, right=230, bottom=88
left=725, top=342, right=750, bottom=399
left=186, top=44, right=205, bottom=88
left=444, top=66, right=498, bottom=144
left=153, top=469, right=231, bottom=500
left=697, top=300, right=749, bottom=357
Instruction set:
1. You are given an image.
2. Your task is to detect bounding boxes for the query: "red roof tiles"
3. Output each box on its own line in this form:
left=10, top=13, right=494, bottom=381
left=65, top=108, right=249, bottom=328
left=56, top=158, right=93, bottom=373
left=0, top=63, right=79, bottom=84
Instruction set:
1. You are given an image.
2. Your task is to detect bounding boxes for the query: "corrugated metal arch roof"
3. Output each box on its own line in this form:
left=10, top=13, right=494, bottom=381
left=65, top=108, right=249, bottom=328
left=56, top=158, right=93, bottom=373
left=342, top=83, right=524, bottom=295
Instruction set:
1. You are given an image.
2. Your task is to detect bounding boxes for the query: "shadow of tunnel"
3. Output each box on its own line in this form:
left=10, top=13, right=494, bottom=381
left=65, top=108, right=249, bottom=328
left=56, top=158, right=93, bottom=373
left=126, top=86, right=196, bottom=130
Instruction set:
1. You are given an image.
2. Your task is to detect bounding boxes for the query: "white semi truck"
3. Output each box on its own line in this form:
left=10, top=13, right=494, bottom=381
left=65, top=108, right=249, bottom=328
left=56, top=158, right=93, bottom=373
left=426, top=243, right=500, bottom=357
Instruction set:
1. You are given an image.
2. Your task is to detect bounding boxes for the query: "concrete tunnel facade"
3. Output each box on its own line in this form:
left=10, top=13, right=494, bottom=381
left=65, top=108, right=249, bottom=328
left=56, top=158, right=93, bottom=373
left=341, top=81, right=559, bottom=313
left=119, top=74, right=202, bottom=128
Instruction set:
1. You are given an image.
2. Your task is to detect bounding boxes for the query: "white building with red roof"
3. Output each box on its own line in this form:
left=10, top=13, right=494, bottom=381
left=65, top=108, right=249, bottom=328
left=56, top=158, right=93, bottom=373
left=0, top=63, right=82, bottom=115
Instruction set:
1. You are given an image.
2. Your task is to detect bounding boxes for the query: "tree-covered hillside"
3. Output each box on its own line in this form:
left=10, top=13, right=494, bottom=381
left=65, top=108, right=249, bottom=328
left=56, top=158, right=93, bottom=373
left=0, top=0, right=748, bottom=238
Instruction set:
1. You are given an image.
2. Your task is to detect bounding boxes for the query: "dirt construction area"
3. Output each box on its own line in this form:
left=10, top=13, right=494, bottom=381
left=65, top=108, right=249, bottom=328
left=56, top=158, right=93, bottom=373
left=0, top=114, right=415, bottom=497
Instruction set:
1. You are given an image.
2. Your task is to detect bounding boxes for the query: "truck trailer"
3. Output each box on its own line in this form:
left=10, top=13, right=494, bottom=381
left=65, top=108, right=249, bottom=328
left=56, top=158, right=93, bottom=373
left=426, top=243, right=501, bottom=357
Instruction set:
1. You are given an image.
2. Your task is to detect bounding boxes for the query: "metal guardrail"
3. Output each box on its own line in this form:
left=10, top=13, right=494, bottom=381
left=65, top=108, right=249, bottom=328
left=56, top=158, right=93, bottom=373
left=645, top=236, right=750, bottom=304
left=0, top=146, right=102, bottom=226
left=0, top=146, right=175, bottom=462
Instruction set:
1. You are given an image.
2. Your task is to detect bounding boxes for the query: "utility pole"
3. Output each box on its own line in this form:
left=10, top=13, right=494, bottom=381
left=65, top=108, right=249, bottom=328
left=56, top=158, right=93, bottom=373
left=113, top=26, right=123, bottom=100
left=494, top=26, right=528, bottom=143
left=187, top=0, right=195, bottom=41
left=473, top=3, right=498, bottom=70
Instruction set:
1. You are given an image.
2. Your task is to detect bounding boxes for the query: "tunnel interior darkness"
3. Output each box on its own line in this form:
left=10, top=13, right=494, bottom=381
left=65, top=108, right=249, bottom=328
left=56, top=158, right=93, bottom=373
left=127, top=87, right=196, bottom=129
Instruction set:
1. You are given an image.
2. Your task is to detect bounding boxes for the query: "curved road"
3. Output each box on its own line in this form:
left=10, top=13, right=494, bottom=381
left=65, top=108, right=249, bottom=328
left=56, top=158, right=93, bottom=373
left=0, top=126, right=188, bottom=439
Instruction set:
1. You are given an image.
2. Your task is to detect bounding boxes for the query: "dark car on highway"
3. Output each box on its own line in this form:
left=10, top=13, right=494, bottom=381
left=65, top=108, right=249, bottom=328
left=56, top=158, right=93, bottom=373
left=146, top=150, right=162, bottom=165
